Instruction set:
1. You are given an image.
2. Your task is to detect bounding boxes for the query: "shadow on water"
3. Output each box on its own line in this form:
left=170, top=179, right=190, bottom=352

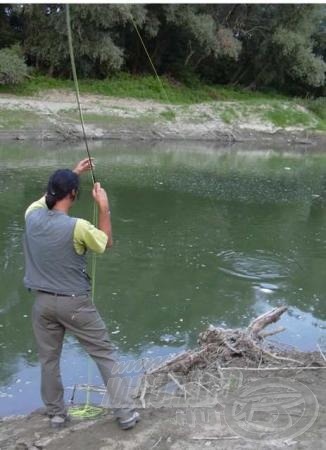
left=1, top=140, right=326, bottom=414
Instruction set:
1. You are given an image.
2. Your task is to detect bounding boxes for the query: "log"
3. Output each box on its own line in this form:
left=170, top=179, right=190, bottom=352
left=149, top=307, right=289, bottom=375
left=247, top=306, right=288, bottom=339
left=149, top=346, right=212, bottom=375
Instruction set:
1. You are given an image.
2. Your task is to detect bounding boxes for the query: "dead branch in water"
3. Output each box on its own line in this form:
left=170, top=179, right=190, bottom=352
left=247, top=306, right=288, bottom=339
left=149, top=306, right=312, bottom=375
left=136, top=307, right=326, bottom=409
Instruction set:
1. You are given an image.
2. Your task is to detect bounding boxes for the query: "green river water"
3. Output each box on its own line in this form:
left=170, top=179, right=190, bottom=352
left=1, top=140, right=326, bottom=416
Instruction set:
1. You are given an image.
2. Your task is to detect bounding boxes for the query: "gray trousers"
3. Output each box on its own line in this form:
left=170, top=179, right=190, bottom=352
left=32, top=292, right=134, bottom=419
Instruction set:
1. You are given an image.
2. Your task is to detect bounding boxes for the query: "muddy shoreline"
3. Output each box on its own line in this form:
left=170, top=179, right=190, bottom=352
left=1, top=357, right=325, bottom=450
left=1, top=319, right=326, bottom=449
left=2, top=128, right=325, bottom=148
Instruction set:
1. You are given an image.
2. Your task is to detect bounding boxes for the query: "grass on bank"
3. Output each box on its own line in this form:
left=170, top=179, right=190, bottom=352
left=0, top=109, right=42, bottom=129
left=0, top=73, right=289, bottom=103
left=0, top=73, right=325, bottom=130
left=264, top=107, right=313, bottom=128
left=61, top=110, right=155, bottom=126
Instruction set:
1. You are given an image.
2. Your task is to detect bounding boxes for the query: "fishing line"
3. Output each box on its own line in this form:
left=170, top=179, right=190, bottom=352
left=130, top=16, right=223, bottom=216
left=131, top=15, right=220, bottom=264
left=130, top=15, right=171, bottom=106
left=131, top=16, right=220, bottom=212
left=69, top=404, right=105, bottom=419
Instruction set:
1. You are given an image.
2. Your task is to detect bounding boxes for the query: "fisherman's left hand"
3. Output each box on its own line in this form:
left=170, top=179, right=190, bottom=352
left=73, top=158, right=94, bottom=175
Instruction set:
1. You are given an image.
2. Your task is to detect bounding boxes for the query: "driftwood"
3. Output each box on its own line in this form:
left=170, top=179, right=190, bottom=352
left=247, top=306, right=288, bottom=339
left=148, top=347, right=210, bottom=375
left=149, top=306, right=310, bottom=375
left=135, top=307, right=326, bottom=409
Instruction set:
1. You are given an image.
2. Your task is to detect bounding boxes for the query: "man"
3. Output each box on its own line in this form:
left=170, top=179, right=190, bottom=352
left=23, top=158, right=139, bottom=430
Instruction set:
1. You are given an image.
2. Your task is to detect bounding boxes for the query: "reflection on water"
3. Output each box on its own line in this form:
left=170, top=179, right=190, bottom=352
left=1, top=140, right=326, bottom=415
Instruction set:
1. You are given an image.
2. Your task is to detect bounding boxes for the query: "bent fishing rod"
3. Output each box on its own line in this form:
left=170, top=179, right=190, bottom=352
left=66, top=4, right=96, bottom=185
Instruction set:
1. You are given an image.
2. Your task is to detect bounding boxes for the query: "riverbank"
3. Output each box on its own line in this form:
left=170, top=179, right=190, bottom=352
left=1, top=353, right=325, bottom=449
left=0, top=90, right=325, bottom=145
left=1, top=309, right=326, bottom=450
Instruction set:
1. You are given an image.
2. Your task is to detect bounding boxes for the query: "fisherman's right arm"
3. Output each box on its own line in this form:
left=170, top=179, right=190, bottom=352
left=73, top=182, right=113, bottom=254
left=92, top=182, right=113, bottom=248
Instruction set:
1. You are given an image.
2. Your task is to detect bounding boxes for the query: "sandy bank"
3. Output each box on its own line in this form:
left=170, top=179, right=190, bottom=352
left=0, top=92, right=325, bottom=146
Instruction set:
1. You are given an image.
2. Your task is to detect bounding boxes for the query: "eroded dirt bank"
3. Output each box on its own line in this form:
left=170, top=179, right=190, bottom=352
left=0, top=92, right=325, bottom=146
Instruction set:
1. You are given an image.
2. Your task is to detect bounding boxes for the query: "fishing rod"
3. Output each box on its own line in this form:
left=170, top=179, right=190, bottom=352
left=67, top=4, right=171, bottom=163
left=66, top=4, right=96, bottom=185
left=66, top=5, right=99, bottom=417
left=64, top=6, right=171, bottom=417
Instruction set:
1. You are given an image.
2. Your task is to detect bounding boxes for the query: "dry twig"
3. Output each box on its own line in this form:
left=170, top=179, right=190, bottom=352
left=317, top=343, right=326, bottom=363
left=167, top=372, right=190, bottom=398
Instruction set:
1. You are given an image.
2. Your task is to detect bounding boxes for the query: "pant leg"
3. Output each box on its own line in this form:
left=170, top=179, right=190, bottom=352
left=57, top=295, right=135, bottom=418
left=32, top=293, right=66, bottom=416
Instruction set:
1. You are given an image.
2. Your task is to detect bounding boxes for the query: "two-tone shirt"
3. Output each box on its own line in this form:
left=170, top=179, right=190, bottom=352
left=23, top=197, right=108, bottom=296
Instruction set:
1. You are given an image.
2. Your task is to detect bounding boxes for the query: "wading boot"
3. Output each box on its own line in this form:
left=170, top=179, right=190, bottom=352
left=118, top=411, right=140, bottom=430
left=49, top=414, right=71, bottom=429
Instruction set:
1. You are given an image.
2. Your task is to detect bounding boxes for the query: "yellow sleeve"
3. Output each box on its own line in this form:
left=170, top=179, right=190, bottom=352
left=73, top=218, right=108, bottom=255
left=25, top=196, right=47, bottom=218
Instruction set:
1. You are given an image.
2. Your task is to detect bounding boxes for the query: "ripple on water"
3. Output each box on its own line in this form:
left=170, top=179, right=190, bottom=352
left=217, top=249, right=291, bottom=284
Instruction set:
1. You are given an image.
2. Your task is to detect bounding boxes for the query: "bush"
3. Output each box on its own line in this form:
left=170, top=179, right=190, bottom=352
left=0, top=46, right=28, bottom=85
left=305, top=97, right=326, bottom=120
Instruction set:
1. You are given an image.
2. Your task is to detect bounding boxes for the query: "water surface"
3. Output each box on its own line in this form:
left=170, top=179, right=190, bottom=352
left=1, top=140, right=326, bottom=415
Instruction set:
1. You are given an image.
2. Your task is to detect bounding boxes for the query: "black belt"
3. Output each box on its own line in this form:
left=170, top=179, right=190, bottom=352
left=37, top=289, right=75, bottom=297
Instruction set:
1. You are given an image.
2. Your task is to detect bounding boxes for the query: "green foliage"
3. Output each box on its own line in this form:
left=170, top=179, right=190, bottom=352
left=0, top=5, right=22, bottom=48
left=22, top=4, right=146, bottom=77
left=0, top=73, right=73, bottom=95
left=303, top=97, right=326, bottom=130
left=227, top=4, right=326, bottom=93
left=0, top=46, right=28, bottom=85
left=0, top=73, right=324, bottom=131
left=273, top=27, right=325, bottom=87
left=0, top=73, right=292, bottom=105
left=220, top=108, right=237, bottom=124
left=305, top=97, right=326, bottom=120
left=61, top=111, right=154, bottom=127
left=164, top=5, right=241, bottom=60
left=0, top=4, right=324, bottom=96
left=160, top=109, right=176, bottom=121
left=18, top=4, right=243, bottom=80
left=0, top=109, right=41, bottom=129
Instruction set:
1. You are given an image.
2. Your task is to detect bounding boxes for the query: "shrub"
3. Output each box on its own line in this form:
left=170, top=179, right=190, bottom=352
left=0, top=46, right=28, bottom=85
left=305, top=97, right=326, bottom=121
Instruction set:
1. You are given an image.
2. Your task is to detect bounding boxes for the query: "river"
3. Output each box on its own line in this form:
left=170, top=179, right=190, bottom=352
left=1, top=140, right=326, bottom=416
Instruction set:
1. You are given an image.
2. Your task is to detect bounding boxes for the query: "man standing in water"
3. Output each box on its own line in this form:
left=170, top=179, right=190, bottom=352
left=23, top=158, right=139, bottom=430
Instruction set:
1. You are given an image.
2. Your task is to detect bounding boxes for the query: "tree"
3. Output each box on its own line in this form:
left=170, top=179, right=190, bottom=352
left=0, top=45, right=27, bottom=85
left=1, top=4, right=325, bottom=95
left=22, top=4, right=146, bottom=77
left=122, top=4, right=241, bottom=83
left=0, top=4, right=23, bottom=49
left=223, top=4, right=326, bottom=93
